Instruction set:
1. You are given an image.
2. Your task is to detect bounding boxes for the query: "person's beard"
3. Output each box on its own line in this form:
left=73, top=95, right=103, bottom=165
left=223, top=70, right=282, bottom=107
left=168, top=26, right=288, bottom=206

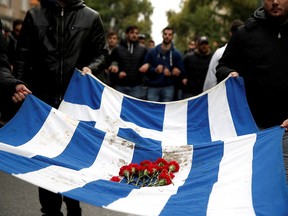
left=163, top=38, right=171, bottom=45
left=264, top=8, right=288, bottom=24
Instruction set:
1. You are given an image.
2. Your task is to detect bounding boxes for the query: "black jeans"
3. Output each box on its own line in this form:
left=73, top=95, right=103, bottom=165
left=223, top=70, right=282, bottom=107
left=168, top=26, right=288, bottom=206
left=39, top=187, right=81, bottom=216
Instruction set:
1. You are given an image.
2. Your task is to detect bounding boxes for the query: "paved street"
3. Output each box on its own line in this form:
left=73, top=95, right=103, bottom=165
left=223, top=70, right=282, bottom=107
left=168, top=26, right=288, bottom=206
left=0, top=172, right=133, bottom=216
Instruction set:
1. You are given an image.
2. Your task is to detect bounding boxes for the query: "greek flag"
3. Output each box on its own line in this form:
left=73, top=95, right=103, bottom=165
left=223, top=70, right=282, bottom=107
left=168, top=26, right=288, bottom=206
left=0, top=70, right=287, bottom=216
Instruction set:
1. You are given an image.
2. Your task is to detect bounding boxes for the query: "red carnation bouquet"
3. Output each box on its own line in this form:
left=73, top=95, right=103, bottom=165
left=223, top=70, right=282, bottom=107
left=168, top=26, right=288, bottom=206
left=110, top=158, right=180, bottom=187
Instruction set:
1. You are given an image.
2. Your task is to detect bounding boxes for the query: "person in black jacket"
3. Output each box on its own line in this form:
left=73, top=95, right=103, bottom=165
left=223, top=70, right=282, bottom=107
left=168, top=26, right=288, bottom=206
left=7, top=19, right=23, bottom=68
left=13, top=0, right=108, bottom=215
left=109, top=25, right=147, bottom=99
left=216, top=0, right=288, bottom=181
left=182, top=36, right=213, bottom=98
left=0, top=19, right=31, bottom=126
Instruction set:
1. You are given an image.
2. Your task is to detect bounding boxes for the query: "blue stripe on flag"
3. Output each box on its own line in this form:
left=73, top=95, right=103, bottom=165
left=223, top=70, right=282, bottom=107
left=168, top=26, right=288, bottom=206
left=0, top=95, right=51, bottom=146
left=117, top=128, right=162, bottom=163
left=187, top=94, right=211, bottom=144
left=0, top=151, right=49, bottom=174
left=64, top=71, right=104, bottom=109
left=34, top=121, right=105, bottom=170
left=160, top=141, right=224, bottom=215
left=252, top=127, right=288, bottom=215
left=63, top=180, right=136, bottom=207
left=120, top=97, right=165, bottom=131
left=226, top=78, right=258, bottom=136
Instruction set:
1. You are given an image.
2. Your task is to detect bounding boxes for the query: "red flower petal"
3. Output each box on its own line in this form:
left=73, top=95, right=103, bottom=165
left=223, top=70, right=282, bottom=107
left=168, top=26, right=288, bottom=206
left=110, top=176, right=121, bottom=182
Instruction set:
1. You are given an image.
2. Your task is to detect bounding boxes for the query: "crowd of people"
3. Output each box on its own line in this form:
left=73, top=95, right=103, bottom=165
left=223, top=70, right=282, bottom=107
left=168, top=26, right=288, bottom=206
left=1, top=0, right=288, bottom=215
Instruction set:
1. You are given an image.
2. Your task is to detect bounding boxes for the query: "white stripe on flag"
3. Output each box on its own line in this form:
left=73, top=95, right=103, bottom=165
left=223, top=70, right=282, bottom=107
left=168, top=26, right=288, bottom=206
left=161, top=101, right=188, bottom=146
left=15, top=132, right=135, bottom=193
left=207, top=134, right=256, bottom=216
left=0, top=109, right=77, bottom=158
left=208, top=82, right=237, bottom=141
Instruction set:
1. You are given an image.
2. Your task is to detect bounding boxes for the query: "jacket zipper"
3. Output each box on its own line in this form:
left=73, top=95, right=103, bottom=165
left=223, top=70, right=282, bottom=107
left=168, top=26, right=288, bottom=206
left=278, top=32, right=281, bottom=39
left=59, top=8, right=64, bottom=102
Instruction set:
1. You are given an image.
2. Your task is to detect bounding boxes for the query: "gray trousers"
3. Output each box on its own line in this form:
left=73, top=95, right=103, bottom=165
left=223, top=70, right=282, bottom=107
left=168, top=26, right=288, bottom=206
left=283, top=131, right=288, bottom=182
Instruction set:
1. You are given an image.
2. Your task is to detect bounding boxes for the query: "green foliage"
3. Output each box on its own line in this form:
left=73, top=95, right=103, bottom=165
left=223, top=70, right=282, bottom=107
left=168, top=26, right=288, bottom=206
left=84, top=0, right=260, bottom=52
left=168, top=0, right=260, bottom=52
left=85, top=0, right=153, bottom=39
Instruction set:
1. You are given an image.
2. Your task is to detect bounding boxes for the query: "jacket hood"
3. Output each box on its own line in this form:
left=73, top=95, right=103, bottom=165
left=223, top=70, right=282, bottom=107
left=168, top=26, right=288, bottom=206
left=155, top=43, right=175, bottom=53
left=40, top=0, right=84, bottom=9
left=253, top=7, right=266, bottom=21
left=252, top=6, right=288, bottom=25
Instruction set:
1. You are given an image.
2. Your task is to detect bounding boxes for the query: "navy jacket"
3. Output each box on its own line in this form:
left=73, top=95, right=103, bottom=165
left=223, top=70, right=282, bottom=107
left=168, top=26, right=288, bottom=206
left=143, top=43, right=184, bottom=87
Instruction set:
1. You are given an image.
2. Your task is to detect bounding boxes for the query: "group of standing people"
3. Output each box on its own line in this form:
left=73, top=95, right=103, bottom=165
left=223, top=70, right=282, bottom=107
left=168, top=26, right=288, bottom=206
left=103, top=25, right=185, bottom=102
left=1, top=0, right=288, bottom=215
left=104, top=25, right=215, bottom=102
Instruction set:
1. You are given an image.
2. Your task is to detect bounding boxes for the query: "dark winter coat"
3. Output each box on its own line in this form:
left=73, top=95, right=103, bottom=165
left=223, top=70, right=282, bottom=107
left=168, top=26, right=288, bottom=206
left=0, top=21, right=23, bottom=92
left=109, top=39, right=147, bottom=87
left=0, top=19, right=24, bottom=121
left=183, top=50, right=213, bottom=96
left=14, top=0, right=108, bottom=107
left=216, top=7, right=288, bottom=128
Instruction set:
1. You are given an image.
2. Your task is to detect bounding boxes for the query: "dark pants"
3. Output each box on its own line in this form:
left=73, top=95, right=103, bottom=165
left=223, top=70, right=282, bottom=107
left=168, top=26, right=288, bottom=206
left=39, top=188, right=81, bottom=216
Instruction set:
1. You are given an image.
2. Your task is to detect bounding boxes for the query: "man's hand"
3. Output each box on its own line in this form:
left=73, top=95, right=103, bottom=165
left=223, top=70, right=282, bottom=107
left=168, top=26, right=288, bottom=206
left=155, top=65, right=164, bottom=73
left=109, top=65, right=119, bottom=73
left=281, top=119, right=288, bottom=131
left=163, top=68, right=171, bottom=76
left=139, top=63, right=149, bottom=73
left=81, top=67, right=92, bottom=75
left=12, top=84, right=32, bottom=103
left=172, top=67, right=181, bottom=76
left=229, top=71, right=239, bottom=77
left=119, top=71, right=127, bottom=79
left=182, top=78, right=188, bottom=86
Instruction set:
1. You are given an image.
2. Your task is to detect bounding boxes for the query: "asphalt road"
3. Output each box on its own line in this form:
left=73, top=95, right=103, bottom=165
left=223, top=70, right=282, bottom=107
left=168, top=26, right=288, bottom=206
left=0, top=171, right=133, bottom=216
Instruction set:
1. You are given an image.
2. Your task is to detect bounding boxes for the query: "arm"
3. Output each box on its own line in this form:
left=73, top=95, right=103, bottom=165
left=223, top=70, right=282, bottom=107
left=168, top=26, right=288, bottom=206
left=84, top=12, right=108, bottom=75
left=171, top=51, right=184, bottom=77
left=216, top=33, right=241, bottom=83
left=203, top=46, right=225, bottom=91
left=0, top=21, right=31, bottom=103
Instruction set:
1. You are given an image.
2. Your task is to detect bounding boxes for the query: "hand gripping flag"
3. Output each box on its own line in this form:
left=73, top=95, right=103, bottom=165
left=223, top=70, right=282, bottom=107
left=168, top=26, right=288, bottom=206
left=0, top=70, right=287, bottom=216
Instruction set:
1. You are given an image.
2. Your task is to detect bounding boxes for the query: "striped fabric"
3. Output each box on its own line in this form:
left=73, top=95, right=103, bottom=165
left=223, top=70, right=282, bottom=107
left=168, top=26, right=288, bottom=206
left=0, top=70, right=287, bottom=216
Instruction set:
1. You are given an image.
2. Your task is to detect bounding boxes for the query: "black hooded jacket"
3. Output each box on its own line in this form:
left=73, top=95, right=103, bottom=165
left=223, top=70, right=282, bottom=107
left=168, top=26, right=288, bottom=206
left=14, top=0, right=108, bottom=107
left=0, top=20, right=24, bottom=93
left=0, top=19, right=25, bottom=121
left=216, top=7, right=288, bottom=128
left=109, top=39, right=147, bottom=87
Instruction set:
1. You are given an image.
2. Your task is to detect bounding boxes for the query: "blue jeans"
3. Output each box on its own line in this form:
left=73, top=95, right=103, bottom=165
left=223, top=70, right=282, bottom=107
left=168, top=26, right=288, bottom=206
left=147, top=85, right=174, bottom=102
left=114, top=85, right=146, bottom=99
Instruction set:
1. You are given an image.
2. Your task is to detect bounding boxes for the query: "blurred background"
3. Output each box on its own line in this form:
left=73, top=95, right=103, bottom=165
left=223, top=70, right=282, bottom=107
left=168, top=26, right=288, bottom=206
left=0, top=0, right=262, bottom=53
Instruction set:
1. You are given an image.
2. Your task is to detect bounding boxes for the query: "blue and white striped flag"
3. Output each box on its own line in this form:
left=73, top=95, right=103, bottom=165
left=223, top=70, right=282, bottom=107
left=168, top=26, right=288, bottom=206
left=0, top=70, right=287, bottom=216
left=59, top=71, right=259, bottom=145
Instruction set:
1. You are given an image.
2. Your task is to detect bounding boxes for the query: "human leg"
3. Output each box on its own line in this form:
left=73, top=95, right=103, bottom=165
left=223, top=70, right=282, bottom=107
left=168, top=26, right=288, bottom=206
left=129, top=85, right=145, bottom=99
left=147, top=87, right=160, bottom=102
left=63, top=196, right=82, bottom=216
left=38, top=187, right=63, bottom=216
left=160, top=85, right=174, bottom=102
